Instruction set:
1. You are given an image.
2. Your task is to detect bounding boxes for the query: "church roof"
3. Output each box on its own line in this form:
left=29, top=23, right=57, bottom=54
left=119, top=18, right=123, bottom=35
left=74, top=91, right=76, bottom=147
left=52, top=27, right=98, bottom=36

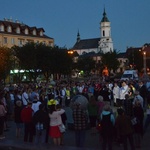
left=73, top=38, right=100, bottom=49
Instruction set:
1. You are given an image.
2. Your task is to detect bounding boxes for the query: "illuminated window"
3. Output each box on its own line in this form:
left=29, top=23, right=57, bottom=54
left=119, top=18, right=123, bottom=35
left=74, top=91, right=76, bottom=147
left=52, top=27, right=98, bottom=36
left=4, top=37, right=7, bottom=44
left=0, top=25, right=4, bottom=31
left=33, top=30, right=36, bottom=35
left=7, top=26, right=12, bottom=32
left=40, top=31, right=43, bottom=36
left=11, top=38, right=15, bottom=44
left=25, top=28, right=28, bottom=35
left=16, top=27, right=20, bottom=34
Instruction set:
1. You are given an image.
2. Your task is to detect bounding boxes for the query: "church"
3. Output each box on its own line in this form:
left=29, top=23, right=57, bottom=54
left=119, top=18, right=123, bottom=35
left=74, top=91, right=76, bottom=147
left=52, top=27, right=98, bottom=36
left=72, top=9, right=113, bottom=55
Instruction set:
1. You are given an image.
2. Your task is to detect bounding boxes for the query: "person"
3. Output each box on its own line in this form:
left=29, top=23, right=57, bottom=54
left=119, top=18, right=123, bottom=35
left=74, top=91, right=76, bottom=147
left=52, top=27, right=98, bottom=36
left=143, top=102, right=150, bottom=134
left=124, top=94, right=133, bottom=117
left=118, top=80, right=129, bottom=107
left=21, top=101, right=34, bottom=142
left=97, top=95, right=105, bottom=117
left=138, top=80, right=147, bottom=108
left=73, top=101, right=88, bottom=148
left=48, top=103, right=65, bottom=145
left=32, top=96, right=41, bottom=114
left=56, top=104, right=67, bottom=145
left=22, top=88, right=29, bottom=107
left=0, top=99, right=7, bottom=139
left=133, top=90, right=144, bottom=109
left=115, top=108, right=135, bottom=150
left=133, top=100, right=144, bottom=148
left=14, top=100, right=23, bottom=138
left=112, top=82, right=120, bottom=106
left=87, top=95, right=98, bottom=134
left=100, top=103, right=115, bottom=150
left=32, top=103, right=49, bottom=144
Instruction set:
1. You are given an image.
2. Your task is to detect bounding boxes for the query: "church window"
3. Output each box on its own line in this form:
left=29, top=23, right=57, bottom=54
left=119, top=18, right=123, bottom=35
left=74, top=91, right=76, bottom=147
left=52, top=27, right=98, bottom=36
left=103, top=30, right=105, bottom=36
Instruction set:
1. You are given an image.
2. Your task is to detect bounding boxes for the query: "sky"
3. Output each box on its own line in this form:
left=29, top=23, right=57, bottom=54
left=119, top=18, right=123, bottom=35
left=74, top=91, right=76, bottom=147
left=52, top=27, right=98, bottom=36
left=0, top=0, right=150, bottom=52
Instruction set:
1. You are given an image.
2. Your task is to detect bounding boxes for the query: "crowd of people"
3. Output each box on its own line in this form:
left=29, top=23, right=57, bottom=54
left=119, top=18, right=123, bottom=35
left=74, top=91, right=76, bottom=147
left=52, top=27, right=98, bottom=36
left=0, top=78, right=150, bottom=149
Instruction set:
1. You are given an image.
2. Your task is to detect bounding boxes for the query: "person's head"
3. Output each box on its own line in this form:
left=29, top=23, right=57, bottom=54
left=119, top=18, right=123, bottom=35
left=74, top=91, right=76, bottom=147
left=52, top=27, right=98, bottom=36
left=49, top=104, right=56, bottom=114
left=39, top=103, right=45, bottom=110
left=125, top=94, right=129, bottom=99
left=27, top=101, right=32, bottom=107
left=16, top=100, right=22, bottom=107
left=103, top=103, right=111, bottom=111
left=117, top=108, right=124, bottom=115
left=134, top=90, right=139, bottom=96
left=97, top=95, right=104, bottom=102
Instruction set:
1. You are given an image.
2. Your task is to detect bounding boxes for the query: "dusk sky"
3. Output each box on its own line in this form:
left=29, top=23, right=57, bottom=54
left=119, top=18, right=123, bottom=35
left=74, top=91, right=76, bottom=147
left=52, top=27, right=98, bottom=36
left=0, top=0, right=150, bottom=52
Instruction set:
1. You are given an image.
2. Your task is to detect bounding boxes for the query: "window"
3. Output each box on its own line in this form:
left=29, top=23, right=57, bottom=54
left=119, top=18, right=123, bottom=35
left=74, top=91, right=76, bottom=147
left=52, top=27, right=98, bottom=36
left=4, top=37, right=7, bottom=44
left=40, top=31, right=43, bottom=36
left=0, top=25, right=4, bottom=31
left=103, top=30, right=105, bottom=36
left=11, top=38, right=15, bottom=44
left=16, top=27, right=20, bottom=34
left=18, top=39, right=24, bottom=46
left=25, top=28, right=28, bottom=35
left=7, top=26, right=12, bottom=32
left=33, top=30, right=36, bottom=35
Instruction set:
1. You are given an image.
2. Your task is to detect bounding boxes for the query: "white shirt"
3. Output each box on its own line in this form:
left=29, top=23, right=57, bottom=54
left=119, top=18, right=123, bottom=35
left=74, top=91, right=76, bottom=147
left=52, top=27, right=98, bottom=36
left=32, top=101, right=41, bottom=113
left=119, top=85, right=129, bottom=100
left=113, top=86, right=120, bottom=99
left=22, top=92, right=29, bottom=106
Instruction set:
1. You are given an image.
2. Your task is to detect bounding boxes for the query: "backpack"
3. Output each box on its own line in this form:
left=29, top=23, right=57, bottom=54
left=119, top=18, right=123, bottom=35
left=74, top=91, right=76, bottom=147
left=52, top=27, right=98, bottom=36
left=101, top=113, right=113, bottom=135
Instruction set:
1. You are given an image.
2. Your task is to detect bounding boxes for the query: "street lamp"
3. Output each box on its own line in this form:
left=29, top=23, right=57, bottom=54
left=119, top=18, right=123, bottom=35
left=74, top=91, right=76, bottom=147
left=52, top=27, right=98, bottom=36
left=143, top=51, right=147, bottom=76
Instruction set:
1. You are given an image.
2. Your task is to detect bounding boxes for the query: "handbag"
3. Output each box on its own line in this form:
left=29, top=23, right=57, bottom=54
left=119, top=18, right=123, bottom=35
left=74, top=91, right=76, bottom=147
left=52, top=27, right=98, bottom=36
left=58, top=123, right=66, bottom=133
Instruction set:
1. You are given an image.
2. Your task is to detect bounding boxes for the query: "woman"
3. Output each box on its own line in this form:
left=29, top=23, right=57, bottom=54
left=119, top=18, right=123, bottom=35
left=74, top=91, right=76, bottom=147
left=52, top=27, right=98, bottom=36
left=87, top=95, right=98, bottom=134
left=100, top=103, right=115, bottom=150
left=48, top=104, right=65, bottom=145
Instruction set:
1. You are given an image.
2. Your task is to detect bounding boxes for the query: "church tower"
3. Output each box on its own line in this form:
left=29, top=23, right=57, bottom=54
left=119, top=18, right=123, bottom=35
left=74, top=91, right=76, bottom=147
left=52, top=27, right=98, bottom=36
left=99, top=8, right=113, bottom=53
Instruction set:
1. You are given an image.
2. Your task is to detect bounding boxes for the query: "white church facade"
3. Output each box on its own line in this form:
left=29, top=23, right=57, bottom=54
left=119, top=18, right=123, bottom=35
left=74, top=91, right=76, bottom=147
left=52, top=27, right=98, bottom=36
left=72, top=9, right=113, bottom=55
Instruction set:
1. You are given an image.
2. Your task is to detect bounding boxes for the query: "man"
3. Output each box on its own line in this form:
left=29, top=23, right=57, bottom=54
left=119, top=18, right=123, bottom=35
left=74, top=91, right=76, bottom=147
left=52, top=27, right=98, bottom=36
left=118, top=81, right=129, bottom=107
left=73, top=102, right=88, bottom=148
left=138, top=80, right=147, bottom=108
left=21, top=101, right=34, bottom=142
left=32, top=104, right=49, bottom=144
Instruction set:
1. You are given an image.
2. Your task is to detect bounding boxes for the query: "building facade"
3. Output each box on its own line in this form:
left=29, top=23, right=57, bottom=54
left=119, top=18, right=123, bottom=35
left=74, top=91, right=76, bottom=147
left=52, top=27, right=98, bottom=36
left=0, top=18, right=54, bottom=48
left=72, top=9, right=113, bottom=55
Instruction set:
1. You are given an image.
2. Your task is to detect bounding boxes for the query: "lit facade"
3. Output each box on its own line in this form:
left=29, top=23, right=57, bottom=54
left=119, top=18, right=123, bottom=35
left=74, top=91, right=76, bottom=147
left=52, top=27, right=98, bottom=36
left=0, top=18, right=54, bottom=48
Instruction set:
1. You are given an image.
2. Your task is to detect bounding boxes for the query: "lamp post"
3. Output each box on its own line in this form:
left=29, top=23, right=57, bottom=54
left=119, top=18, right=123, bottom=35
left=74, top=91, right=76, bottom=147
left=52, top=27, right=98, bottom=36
left=143, top=51, right=147, bottom=76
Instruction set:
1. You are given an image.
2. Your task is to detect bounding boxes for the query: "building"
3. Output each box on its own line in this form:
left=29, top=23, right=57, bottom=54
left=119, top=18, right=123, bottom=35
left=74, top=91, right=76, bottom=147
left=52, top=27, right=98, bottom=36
left=72, top=8, right=113, bottom=55
left=0, top=18, right=54, bottom=48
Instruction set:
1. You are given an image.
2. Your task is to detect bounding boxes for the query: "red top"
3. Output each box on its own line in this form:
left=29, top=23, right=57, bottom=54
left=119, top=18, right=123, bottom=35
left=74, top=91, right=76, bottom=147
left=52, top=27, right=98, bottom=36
left=21, top=107, right=33, bottom=123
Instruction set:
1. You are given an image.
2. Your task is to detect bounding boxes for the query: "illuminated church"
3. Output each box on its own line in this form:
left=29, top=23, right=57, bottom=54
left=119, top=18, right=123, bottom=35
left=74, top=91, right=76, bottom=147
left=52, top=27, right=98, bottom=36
left=73, top=9, right=113, bottom=55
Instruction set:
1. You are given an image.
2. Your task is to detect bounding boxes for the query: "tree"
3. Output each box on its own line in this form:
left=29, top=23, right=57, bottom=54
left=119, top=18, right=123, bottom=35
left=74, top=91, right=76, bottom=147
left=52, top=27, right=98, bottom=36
left=77, top=56, right=95, bottom=76
left=12, top=43, right=74, bottom=82
left=12, top=42, right=49, bottom=82
left=101, top=50, right=120, bottom=73
left=0, top=46, right=12, bottom=84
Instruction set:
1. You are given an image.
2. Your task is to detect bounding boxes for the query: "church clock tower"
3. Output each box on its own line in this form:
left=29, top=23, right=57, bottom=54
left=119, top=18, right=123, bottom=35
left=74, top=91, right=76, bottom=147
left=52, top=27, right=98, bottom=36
left=99, top=8, right=113, bottom=53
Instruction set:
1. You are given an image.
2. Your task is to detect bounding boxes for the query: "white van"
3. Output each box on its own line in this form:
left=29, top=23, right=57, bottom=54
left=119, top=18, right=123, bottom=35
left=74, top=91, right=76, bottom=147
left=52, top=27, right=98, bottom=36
left=121, top=70, right=139, bottom=81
